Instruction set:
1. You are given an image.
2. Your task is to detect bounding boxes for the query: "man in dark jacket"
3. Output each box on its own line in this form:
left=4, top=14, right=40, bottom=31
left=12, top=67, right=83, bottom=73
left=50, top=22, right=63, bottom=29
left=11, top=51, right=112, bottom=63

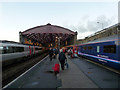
left=49, top=48, right=53, bottom=61
left=58, top=49, right=67, bottom=70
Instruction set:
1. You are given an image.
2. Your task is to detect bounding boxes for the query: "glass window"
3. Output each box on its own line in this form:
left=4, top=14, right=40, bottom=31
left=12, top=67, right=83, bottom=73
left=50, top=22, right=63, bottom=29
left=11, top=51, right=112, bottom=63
left=3, top=47, right=8, bottom=54
left=15, top=47, right=24, bottom=52
left=8, top=47, right=14, bottom=53
left=88, top=46, right=93, bottom=50
left=103, top=45, right=116, bottom=53
left=35, top=47, right=42, bottom=50
left=83, top=46, right=87, bottom=50
left=97, top=46, right=100, bottom=53
left=2, top=46, right=24, bottom=54
left=0, top=47, right=3, bottom=54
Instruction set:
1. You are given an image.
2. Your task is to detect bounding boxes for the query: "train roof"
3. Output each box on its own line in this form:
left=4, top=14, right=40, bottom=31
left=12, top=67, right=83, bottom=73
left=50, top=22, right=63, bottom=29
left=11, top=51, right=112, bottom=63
left=0, top=40, right=41, bottom=47
left=0, top=40, right=22, bottom=44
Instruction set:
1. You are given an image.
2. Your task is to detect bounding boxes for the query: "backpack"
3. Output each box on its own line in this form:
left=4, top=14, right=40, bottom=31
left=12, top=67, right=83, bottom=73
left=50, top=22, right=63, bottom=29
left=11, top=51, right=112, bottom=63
left=59, top=52, right=66, bottom=61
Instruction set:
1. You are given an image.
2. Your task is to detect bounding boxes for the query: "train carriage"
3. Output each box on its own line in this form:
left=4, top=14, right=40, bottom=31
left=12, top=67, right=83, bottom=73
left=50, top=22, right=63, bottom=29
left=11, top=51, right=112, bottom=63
left=77, top=35, right=120, bottom=70
left=0, top=40, right=44, bottom=67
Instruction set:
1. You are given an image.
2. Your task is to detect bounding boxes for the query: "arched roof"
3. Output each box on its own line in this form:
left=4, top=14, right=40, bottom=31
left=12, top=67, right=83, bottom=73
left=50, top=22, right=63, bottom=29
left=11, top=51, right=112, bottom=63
left=21, top=23, right=77, bottom=44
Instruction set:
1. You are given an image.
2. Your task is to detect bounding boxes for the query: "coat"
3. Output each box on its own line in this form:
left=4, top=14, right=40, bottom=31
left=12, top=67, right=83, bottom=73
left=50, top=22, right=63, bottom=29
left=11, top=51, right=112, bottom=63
left=58, top=52, right=66, bottom=62
left=49, top=49, right=53, bottom=57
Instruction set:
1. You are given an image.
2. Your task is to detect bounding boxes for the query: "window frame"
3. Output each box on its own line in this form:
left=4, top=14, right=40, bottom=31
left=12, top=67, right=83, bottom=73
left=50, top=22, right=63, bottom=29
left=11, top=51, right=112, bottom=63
left=103, top=45, right=116, bottom=54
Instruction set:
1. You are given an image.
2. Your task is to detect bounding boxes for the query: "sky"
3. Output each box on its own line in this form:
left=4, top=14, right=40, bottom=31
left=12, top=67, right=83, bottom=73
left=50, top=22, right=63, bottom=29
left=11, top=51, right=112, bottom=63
left=0, top=0, right=119, bottom=42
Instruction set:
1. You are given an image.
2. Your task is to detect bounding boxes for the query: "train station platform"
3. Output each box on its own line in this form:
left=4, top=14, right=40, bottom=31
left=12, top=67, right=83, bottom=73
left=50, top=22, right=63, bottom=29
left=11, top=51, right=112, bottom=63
left=58, top=56, right=98, bottom=88
left=4, top=55, right=99, bottom=89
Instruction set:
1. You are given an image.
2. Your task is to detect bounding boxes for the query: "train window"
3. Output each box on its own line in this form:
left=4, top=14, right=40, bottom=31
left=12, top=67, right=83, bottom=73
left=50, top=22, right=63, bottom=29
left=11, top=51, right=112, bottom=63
left=35, top=47, right=42, bottom=50
left=0, top=47, right=3, bottom=54
left=3, top=47, right=8, bottom=54
left=15, top=47, right=24, bottom=52
left=97, top=46, right=100, bottom=53
left=83, top=47, right=87, bottom=50
left=12, top=47, right=16, bottom=53
left=103, top=45, right=116, bottom=53
left=8, top=47, right=14, bottom=53
left=88, top=46, right=93, bottom=50
left=2, top=46, right=24, bottom=54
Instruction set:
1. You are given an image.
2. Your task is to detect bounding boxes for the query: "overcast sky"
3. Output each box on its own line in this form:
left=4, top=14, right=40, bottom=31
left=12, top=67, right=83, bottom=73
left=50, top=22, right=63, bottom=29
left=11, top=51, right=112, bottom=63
left=0, top=0, right=119, bottom=42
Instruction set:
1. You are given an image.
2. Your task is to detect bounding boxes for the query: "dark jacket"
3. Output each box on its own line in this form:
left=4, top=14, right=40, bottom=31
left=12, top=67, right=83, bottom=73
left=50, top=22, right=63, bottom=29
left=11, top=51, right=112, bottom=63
left=49, top=49, right=53, bottom=56
left=55, top=49, right=58, bottom=55
left=58, top=52, right=67, bottom=62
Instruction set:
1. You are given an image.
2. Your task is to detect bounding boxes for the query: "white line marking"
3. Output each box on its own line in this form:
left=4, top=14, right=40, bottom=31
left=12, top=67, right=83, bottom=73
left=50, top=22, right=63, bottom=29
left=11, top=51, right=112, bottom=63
left=3, top=55, right=49, bottom=89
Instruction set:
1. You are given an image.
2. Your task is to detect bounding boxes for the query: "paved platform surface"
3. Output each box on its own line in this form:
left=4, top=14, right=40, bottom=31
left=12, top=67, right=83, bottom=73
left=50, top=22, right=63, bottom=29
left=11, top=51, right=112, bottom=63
left=58, top=56, right=98, bottom=88
left=4, top=55, right=119, bottom=89
left=71, top=57, right=120, bottom=88
left=4, top=56, right=61, bottom=88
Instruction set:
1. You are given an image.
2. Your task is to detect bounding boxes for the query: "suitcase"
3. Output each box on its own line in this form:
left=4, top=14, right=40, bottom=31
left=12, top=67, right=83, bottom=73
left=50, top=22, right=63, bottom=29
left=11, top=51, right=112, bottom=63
left=52, top=64, right=60, bottom=75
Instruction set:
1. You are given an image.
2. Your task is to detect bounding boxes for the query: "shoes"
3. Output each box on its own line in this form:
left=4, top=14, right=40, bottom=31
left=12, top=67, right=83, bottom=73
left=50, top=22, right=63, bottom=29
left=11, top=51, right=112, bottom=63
left=62, top=68, right=64, bottom=70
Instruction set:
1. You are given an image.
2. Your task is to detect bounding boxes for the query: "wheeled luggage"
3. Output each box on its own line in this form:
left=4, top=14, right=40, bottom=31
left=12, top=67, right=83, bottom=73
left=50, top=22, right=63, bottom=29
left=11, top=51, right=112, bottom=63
left=52, top=64, right=60, bottom=75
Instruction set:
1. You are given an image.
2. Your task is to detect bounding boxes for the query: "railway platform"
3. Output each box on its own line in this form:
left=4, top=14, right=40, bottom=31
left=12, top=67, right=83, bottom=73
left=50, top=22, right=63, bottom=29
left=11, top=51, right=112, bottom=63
left=58, top=56, right=98, bottom=88
left=3, top=55, right=120, bottom=89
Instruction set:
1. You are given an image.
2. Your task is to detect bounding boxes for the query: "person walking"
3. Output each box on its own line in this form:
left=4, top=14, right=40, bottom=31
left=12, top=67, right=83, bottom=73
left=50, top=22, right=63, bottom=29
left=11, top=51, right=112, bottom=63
left=58, top=49, right=67, bottom=70
left=49, top=48, right=53, bottom=61
left=54, top=48, right=59, bottom=59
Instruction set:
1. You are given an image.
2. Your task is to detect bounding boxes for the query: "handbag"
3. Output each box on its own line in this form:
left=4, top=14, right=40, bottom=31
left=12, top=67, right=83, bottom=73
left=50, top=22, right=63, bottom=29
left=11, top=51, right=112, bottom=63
left=65, top=60, right=69, bottom=69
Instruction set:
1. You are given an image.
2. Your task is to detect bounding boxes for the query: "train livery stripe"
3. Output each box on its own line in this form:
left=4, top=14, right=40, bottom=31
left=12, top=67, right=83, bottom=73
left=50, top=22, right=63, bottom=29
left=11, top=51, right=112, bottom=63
left=78, top=52, right=120, bottom=64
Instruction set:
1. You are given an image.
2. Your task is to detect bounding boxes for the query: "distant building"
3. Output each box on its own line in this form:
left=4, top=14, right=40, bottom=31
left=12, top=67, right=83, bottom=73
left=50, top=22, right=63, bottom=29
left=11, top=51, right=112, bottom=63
left=19, top=23, right=77, bottom=47
left=77, top=23, right=119, bottom=44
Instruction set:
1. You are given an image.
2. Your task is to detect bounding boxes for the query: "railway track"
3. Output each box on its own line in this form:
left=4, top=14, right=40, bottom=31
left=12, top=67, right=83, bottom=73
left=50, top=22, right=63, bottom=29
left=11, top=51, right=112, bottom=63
left=2, top=52, right=48, bottom=87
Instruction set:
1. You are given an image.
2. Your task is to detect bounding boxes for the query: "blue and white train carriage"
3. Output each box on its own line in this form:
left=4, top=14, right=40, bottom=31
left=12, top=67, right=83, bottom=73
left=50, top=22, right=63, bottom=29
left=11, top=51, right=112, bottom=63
left=77, top=35, right=120, bottom=70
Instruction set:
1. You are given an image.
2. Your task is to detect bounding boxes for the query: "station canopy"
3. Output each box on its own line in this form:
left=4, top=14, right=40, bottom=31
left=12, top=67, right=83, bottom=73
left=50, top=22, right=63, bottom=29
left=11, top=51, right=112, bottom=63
left=21, top=23, right=76, bottom=44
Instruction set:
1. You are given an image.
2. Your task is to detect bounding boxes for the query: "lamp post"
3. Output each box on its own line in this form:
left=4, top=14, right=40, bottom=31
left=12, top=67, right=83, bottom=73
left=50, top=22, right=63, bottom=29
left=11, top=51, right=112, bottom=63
left=56, top=37, right=61, bottom=49
left=97, top=22, right=104, bottom=30
left=117, top=24, right=120, bottom=45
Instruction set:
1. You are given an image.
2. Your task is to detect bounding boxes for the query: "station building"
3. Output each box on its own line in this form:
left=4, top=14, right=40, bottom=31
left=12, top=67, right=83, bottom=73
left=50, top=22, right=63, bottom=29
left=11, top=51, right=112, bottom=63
left=19, top=23, right=77, bottom=48
left=77, top=23, right=119, bottom=45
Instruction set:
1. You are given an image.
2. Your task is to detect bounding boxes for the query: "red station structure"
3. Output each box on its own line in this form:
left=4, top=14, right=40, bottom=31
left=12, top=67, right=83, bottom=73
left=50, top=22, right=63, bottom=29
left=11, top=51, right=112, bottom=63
left=19, top=23, right=77, bottom=48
